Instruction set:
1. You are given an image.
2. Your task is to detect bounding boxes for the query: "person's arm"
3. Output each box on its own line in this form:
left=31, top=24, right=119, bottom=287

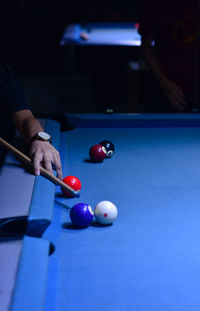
left=142, top=36, right=187, bottom=111
left=12, top=109, right=63, bottom=179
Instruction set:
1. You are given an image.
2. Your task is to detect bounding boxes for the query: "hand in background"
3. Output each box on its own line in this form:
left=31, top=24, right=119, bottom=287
left=160, top=79, right=187, bottom=111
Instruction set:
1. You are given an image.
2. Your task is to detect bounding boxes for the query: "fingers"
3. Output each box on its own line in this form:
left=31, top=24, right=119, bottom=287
left=53, top=151, right=63, bottom=180
left=32, top=152, right=43, bottom=176
left=168, top=94, right=185, bottom=111
left=166, top=85, right=187, bottom=111
left=43, top=154, right=54, bottom=176
left=30, top=141, right=63, bottom=180
left=47, top=150, right=63, bottom=179
left=174, top=87, right=187, bottom=107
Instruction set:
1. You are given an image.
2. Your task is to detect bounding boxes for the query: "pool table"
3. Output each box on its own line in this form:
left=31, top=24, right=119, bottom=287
left=2, top=113, right=200, bottom=311
left=60, top=23, right=141, bottom=47
left=60, top=23, right=143, bottom=112
left=60, top=22, right=141, bottom=71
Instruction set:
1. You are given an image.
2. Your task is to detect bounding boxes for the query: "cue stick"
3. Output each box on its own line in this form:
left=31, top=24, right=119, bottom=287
left=193, top=0, right=200, bottom=109
left=0, top=137, right=80, bottom=197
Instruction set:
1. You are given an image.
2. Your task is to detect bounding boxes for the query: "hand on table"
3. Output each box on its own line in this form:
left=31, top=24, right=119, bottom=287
left=29, top=140, right=63, bottom=180
left=161, top=79, right=187, bottom=111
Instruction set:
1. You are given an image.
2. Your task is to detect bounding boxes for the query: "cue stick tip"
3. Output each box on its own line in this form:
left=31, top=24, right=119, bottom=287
left=74, top=190, right=81, bottom=198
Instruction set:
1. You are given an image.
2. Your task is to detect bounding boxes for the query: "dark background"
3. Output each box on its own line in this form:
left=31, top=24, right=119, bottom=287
left=0, top=0, right=144, bottom=115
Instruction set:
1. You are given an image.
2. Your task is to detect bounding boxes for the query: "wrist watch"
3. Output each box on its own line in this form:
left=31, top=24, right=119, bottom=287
left=31, top=131, right=52, bottom=144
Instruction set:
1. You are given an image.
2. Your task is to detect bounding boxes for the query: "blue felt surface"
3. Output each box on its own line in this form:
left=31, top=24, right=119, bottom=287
left=10, top=236, right=50, bottom=311
left=44, top=125, right=200, bottom=311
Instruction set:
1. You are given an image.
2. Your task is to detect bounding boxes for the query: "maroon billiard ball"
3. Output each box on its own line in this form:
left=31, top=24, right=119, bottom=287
left=89, top=144, right=107, bottom=162
left=61, top=175, right=81, bottom=197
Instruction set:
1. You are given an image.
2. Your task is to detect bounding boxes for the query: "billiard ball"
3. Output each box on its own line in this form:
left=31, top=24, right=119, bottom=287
left=134, top=23, right=140, bottom=30
left=94, top=201, right=118, bottom=225
left=89, top=144, right=107, bottom=162
left=99, top=140, right=114, bottom=158
left=61, top=175, right=81, bottom=197
left=70, top=203, right=94, bottom=227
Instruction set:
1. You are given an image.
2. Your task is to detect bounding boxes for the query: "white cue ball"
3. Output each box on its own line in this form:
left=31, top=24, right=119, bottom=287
left=94, top=201, right=118, bottom=225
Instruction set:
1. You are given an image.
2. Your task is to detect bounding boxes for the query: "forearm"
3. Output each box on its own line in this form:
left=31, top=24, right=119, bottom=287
left=11, top=109, right=63, bottom=179
left=142, top=38, right=168, bottom=86
left=142, top=37, right=186, bottom=111
left=12, top=109, right=43, bottom=144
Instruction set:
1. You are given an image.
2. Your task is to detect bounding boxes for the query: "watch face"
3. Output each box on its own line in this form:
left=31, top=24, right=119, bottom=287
left=38, top=132, right=51, bottom=140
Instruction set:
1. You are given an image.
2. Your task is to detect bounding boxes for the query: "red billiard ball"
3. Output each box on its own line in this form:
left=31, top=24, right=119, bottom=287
left=89, top=144, right=107, bottom=162
left=61, top=175, right=81, bottom=197
left=134, top=23, right=140, bottom=30
left=70, top=203, right=94, bottom=227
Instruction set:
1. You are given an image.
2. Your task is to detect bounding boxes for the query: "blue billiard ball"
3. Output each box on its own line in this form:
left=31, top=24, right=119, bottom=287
left=70, top=203, right=94, bottom=227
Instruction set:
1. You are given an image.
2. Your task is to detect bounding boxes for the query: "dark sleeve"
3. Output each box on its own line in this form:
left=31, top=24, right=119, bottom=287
left=0, top=64, right=29, bottom=117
